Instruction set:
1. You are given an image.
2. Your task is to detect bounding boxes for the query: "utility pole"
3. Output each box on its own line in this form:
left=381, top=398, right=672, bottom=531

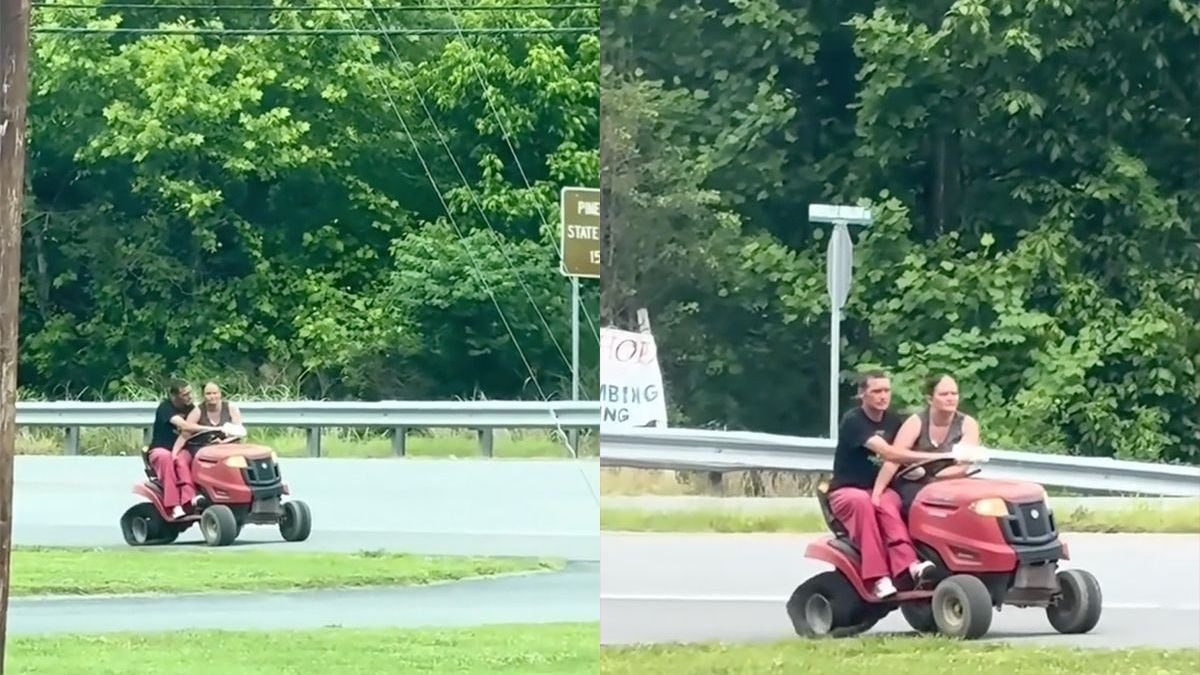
left=0, top=0, right=30, bottom=670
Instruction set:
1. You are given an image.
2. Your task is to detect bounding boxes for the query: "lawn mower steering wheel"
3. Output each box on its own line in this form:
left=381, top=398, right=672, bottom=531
left=895, top=456, right=981, bottom=482
left=187, top=429, right=224, bottom=448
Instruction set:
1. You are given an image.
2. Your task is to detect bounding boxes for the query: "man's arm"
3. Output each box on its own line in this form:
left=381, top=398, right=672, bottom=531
left=170, top=432, right=187, bottom=456
left=171, top=408, right=202, bottom=456
left=872, top=415, right=922, bottom=502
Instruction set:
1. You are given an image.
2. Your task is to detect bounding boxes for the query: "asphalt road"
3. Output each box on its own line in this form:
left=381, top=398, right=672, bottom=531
left=14, top=455, right=600, bottom=561
left=600, top=532, right=1200, bottom=649
left=9, top=455, right=601, bottom=637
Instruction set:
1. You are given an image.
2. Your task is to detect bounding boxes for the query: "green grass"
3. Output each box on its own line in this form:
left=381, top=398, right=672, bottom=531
left=600, top=467, right=809, bottom=496
left=11, top=546, right=562, bottom=597
left=9, top=623, right=599, bottom=675
left=17, top=427, right=597, bottom=459
left=600, top=636, right=1200, bottom=674
left=600, top=502, right=1200, bottom=534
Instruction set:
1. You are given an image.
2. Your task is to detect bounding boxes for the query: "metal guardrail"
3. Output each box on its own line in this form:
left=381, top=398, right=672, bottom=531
left=600, top=427, right=1200, bottom=497
left=17, top=400, right=600, bottom=457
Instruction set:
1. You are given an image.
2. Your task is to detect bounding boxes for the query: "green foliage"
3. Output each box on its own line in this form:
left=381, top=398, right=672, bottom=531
left=20, top=1, right=599, bottom=402
left=602, top=0, right=1199, bottom=463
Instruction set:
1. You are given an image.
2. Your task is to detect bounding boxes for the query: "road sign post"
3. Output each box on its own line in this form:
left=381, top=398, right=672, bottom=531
left=809, top=204, right=872, bottom=440
left=560, top=187, right=600, bottom=407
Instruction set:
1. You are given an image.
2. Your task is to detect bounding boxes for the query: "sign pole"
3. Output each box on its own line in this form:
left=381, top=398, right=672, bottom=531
left=571, top=276, right=580, bottom=401
left=560, top=186, right=599, bottom=455
left=827, top=221, right=849, bottom=440
left=810, top=204, right=872, bottom=441
left=559, top=186, right=599, bottom=403
left=829, top=269, right=841, bottom=440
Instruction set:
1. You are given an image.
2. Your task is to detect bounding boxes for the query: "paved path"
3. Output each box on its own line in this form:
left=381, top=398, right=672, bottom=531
left=11, top=562, right=598, bottom=636
left=15, top=456, right=600, bottom=561
left=8, top=456, right=601, bottom=636
left=600, top=532, right=1200, bottom=649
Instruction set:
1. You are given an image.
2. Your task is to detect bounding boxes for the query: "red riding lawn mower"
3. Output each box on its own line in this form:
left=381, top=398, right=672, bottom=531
left=786, top=455, right=1103, bottom=640
left=120, top=430, right=313, bottom=547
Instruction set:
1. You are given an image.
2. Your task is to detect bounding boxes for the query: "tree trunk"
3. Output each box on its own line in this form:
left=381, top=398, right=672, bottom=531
left=0, top=0, right=31, bottom=666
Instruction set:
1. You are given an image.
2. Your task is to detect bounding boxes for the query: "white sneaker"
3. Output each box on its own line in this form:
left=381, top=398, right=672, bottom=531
left=171, top=506, right=186, bottom=519
left=910, top=561, right=935, bottom=581
left=873, top=577, right=897, bottom=598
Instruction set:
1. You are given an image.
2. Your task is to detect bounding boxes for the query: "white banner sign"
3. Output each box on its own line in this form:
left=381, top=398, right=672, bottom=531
left=600, top=327, right=669, bottom=428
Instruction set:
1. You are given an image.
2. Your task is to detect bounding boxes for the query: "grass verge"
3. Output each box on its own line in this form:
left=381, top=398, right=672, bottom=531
left=600, top=636, right=1200, bottom=674
left=599, top=467, right=1102, bottom=497
left=12, top=547, right=561, bottom=597
left=11, top=622, right=599, bottom=675
left=600, top=467, right=821, bottom=496
left=600, top=502, right=1200, bottom=534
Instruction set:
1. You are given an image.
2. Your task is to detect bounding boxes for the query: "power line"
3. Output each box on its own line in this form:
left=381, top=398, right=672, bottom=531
left=348, top=1, right=585, bottom=458
left=359, top=4, right=576, bottom=383
left=33, top=3, right=597, bottom=11
left=325, top=8, right=554, bottom=406
left=435, top=0, right=601, bottom=345
left=33, top=26, right=596, bottom=35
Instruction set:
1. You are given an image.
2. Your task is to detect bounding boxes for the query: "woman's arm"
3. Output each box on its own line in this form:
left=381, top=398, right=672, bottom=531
left=215, top=402, right=245, bottom=443
left=172, top=408, right=202, bottom=457
left=960, top=415, right=980, bottom=444
left=934, top=415, right=981, bottom=478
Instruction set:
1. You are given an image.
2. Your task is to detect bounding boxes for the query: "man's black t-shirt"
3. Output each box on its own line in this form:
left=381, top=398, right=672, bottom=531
left=829, top=407, right=904, bottom=491
left=150, top=399, right=194, bottom=450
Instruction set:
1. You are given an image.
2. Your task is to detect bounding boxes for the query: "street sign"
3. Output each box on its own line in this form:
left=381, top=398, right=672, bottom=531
left=826, top=222, right=853, bottom=311
left=808, top=203, right=873, bottom=225
left=560, top=187, right=600, bottom=278
left=808, top=202, right=873, bottom=440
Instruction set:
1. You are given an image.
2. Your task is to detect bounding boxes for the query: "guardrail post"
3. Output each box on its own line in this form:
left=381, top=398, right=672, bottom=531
left=64, top=426, right=79, bottom=455
left=143, top=427, right=151, bottom=448
left=567, top=429, right=580, bottom=456
left=392, top=427, right=406, bottom=457
left=478, top=429, right=494, bottom=457
left=707, top=472, right=723, bottom=493
left=307, top=427, right=322, bottom=458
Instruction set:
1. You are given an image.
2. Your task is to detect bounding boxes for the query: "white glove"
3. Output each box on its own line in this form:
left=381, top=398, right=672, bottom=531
left=950, top=443, right=989, bottom=464
left=222, top=422, right=247, bottom=439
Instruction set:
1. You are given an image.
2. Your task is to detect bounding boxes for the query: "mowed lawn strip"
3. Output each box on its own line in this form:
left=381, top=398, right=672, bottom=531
left=600, top=503, right=1200, bottom=534
left=11, top=546, right=562, bottom=597
left=10, top=623, right=599, bottom=675
left=600, top=637, right=1200, bottom=675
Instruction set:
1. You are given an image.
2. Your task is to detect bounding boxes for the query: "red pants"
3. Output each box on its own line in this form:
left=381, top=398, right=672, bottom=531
left=148, top=447, right=196, bottom=509
left=828, top=487, right=918, bottom=585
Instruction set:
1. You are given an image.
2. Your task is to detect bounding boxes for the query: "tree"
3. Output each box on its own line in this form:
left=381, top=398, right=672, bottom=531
left=20, top=2, right=600, bottom=402
left=601, top=0, right=1199, bottom=463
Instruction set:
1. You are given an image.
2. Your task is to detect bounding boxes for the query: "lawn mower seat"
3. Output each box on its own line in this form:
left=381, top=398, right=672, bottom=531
left=140, top=447, right=162, bottom=487
left=816, top=480, right=861, bottom=559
